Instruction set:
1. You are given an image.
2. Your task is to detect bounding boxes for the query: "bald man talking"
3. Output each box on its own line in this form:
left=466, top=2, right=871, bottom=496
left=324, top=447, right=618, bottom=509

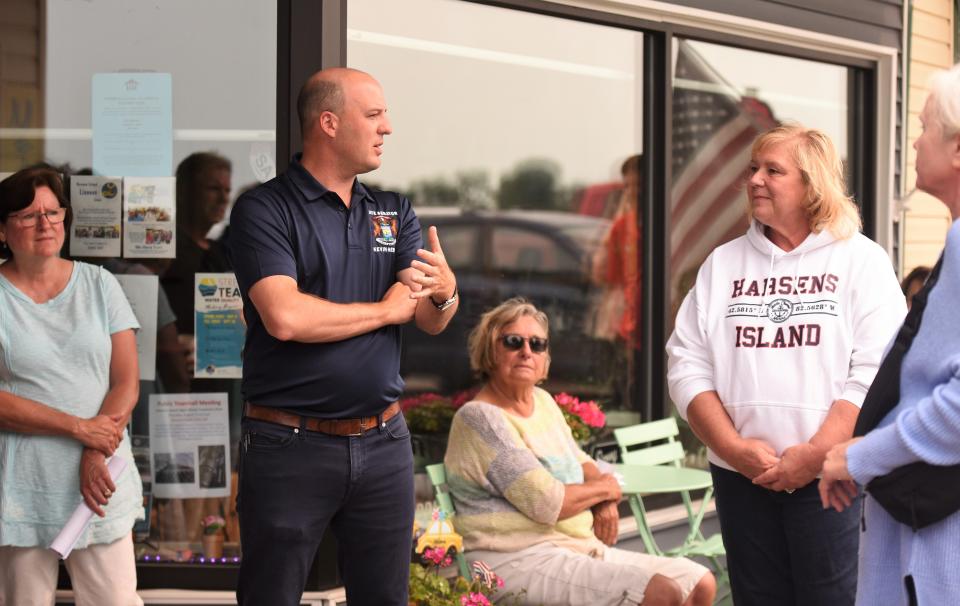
left=230, top=68, right=458, bottom=605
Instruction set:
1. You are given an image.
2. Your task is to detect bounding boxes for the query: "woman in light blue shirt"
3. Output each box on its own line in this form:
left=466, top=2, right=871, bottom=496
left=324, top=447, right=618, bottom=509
left=0, top=166, right=142, bottom=605
left=820, top=63, right=960, bottom=605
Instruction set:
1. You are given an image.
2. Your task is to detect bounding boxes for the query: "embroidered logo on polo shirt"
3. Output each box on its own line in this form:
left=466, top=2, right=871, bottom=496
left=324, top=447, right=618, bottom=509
left=369, top=211, right=398, bottom=252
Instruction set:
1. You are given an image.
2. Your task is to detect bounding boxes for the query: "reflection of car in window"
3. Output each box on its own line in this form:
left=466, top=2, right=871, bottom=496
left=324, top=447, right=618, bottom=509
left=402, top=208, right=616, bottom=395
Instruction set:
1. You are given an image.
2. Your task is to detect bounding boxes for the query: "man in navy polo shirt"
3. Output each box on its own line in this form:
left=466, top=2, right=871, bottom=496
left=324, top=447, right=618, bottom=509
left=229, top=67, right=458, bottom=606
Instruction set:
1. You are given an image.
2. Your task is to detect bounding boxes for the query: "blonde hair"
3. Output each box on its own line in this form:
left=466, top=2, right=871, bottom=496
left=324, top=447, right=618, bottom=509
left=468, top=297, right=550, bottom=382
left=751, top=124, right=861, bottom=239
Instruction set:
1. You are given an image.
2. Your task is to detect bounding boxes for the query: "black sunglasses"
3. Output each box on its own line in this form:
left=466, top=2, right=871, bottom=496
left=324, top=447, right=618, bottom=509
left=500, top=334, right=549, bottom=354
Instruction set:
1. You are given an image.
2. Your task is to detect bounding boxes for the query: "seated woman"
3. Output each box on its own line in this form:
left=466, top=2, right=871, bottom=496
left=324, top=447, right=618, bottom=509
left=0, top=166, right=143, bottom=605
left=444, top=298, right=715, bottom=606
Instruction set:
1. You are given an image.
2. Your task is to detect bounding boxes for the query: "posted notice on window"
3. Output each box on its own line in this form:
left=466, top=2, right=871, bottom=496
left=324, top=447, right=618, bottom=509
left=91, top=72, right=172, bottom=177
left=115, top=274, right=159, bottom=381
left=149, top=393, right=231, bottom=499
left=69, top=176, right=122, bottom=258
left=195, top=273, right=244, bottom=379
left=123, top=176, right=175, bottom=258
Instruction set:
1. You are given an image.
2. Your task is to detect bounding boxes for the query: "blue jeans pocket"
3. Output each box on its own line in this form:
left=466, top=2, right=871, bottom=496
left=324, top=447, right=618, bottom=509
left=243, top=421, right=299, bottom=451
left=383, top=413, right=411, bottom=440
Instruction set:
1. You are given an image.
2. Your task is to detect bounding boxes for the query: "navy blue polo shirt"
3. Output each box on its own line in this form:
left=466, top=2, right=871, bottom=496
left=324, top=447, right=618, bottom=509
left=229, top=154, right=422, bottom=417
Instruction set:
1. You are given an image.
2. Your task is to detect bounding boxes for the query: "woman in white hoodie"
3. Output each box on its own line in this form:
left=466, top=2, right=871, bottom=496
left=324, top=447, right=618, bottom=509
left=666, top=125, right=905, bottom=606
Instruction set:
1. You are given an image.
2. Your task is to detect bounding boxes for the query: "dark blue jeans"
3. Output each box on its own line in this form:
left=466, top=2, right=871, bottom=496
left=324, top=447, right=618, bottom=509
left=236, top=412, right=415, bottom=606
left=710, top=464, right=859, bottom=606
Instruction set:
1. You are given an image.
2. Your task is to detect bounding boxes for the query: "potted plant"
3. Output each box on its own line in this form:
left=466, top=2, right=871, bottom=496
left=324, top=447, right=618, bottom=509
left=402, top=388, right=479, bottom=470
left=200, top=514, right=226, bottom=559
left=554, top=392, right=606, bottom=446
left=408, top=547, right=517, bottom=606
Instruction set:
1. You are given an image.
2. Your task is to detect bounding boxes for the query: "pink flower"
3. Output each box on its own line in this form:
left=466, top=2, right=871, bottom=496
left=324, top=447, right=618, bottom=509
left=579, top=400, right=606, bottom=428
left=460, top=593, right=492, bottom=606
left=553, top=393, right=606, bottom=429
left=422, top=546, right=448, bottom=566
left=400, top=392, right=446, bottom=411
left=451, top=386, right=481, bottom=408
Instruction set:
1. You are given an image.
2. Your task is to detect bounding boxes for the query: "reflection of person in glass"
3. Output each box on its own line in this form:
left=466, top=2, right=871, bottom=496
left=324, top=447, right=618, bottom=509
left=162, top=151, right=233, bottom=336
left=819, top=66, right=960, bottom=606
left=159, top=152, right=236, bottom=545
left=445, top=298, right=716, bottom=606
left=0, top=167, right=144, bottom=605
left=591, top=154, right=641, bottom=406
left=667, top=126, right=905, bottom=605
left=230, top=67, right=458, bottom=606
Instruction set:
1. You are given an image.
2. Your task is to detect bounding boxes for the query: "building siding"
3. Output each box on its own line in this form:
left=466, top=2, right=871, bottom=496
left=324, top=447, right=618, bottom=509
left=902, top=0, right=954, bottom=275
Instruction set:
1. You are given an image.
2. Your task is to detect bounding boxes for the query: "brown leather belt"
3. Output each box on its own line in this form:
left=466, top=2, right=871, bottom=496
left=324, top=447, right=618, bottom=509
left=243, top=401, right=401, bottom=437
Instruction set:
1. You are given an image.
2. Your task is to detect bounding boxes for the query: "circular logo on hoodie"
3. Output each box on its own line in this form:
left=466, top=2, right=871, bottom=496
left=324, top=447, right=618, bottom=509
left=767, top=299, right=793, bottom=323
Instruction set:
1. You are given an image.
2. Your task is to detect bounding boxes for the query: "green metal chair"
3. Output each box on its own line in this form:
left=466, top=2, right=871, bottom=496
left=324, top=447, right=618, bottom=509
left=424, top=462, right=472, bottom=579
left=613, top=418, right=726, bottom=575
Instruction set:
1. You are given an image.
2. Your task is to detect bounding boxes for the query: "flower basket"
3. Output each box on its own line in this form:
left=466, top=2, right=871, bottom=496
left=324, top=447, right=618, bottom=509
left=402, top=388, right=479, bottom=471
left=409, top=547, right=519, bottom=606
left=554, top=392, right=606, bottom=447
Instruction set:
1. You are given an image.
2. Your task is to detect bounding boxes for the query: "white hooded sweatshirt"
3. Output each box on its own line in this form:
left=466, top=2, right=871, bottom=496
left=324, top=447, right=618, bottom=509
left=667, top=222, right=906, bottom=471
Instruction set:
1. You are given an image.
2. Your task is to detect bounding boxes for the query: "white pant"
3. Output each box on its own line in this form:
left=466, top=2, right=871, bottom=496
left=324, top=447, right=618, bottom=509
left=0, top=533, right=142, bottom=606
left=470, top=542, right=709, bottom=605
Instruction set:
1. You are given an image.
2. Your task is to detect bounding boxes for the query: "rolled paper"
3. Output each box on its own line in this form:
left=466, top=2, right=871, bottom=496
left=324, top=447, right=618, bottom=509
left=49, top=456, right=128, bottom=559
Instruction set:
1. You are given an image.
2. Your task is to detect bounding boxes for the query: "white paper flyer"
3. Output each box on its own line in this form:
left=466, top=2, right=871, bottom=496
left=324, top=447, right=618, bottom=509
left=50, top=456, right=128, bottom=559
left=123, top=176, right=176, bottom=258
left=115, top=274, right=159, bottom=381
left=194, top=273, right=244, bottom=379
left=91, top=72, right=173, bottom=177
left=69, top=176, right=122, bottom=258
left=149, top=393, right=231, bottom=498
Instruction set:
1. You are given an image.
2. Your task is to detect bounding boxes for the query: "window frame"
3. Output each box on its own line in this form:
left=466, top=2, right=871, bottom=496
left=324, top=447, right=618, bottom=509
left=290, top=0, right=898, bottom=420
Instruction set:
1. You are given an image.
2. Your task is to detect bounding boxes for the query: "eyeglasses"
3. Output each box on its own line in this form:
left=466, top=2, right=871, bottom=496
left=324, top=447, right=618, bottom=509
left=500, top=334, right=549, bottom=354
left=8, top=208, right=68, bottom=227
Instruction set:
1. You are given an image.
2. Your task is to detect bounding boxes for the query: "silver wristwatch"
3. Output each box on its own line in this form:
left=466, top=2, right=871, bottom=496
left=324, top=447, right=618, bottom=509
left=431, top=287, right=458, bottom=311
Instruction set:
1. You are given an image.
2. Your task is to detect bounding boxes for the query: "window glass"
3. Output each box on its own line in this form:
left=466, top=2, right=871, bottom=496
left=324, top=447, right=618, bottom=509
left=349, top=0, right=644, bottom=416
left=0, top=0, right=276, bottom=567
left=420, top=222, right=480, bottom=270
left=669, top=39, right=848, bottom=316
left=491, top=225, right=581, bottom=273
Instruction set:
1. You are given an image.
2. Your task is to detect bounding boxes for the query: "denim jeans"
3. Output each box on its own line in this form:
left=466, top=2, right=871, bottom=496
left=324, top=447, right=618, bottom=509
left=710, top=464, right=860, bottom=606
left=236, top=411, right=414, bottom=606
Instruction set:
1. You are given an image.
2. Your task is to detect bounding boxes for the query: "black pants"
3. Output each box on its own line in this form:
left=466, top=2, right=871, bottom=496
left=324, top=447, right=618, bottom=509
left=236, top=413, right=415, bottom=606
left=711, top=464, right=860, bottom=606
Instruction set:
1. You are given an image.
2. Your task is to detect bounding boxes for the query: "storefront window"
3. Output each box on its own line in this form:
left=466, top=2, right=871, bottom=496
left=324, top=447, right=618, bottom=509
left=0, top=0, right=276, bottom=573
left=348, top=0, right=645, bottom=416
left=668, top=39, right=849, bottom=315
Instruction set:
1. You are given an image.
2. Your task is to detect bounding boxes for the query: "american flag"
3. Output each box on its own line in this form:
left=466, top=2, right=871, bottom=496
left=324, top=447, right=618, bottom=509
left=471, top=559, right=496, bottom=585
left=670, top=40, right=777, bottom=295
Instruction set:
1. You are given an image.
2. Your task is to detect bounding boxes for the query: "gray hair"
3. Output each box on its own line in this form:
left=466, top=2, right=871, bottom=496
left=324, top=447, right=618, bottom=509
left=929, top=63, right=960, bottom=137
left=467, top=297, right=550, bottom=382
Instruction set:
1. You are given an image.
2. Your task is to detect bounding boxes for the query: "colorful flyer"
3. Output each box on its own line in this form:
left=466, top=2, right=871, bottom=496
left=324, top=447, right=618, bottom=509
left=123, top=176, right=175, bottom=258
left=91, top=73, right=173, bottom=177
left=114, top=274, right=159, bottom=381
left=194, top=273, right=244, bottom=379
left=69, top=176, right=122, bottom=257
left=149, top=393, right=231, bottom=499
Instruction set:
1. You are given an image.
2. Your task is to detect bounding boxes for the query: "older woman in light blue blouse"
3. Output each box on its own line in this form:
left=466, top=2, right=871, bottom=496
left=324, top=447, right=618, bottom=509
left=0, top=166, right=143, bottom=606
left=820, top=63, right=960, bottom=605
